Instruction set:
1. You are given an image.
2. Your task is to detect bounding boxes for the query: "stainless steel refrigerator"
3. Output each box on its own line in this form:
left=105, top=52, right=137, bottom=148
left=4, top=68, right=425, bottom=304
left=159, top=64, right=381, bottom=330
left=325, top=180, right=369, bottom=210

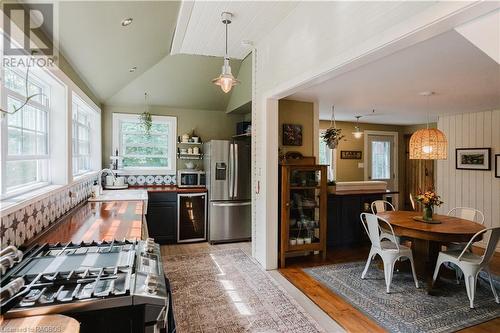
left=204, top=139, right=251, bottom=243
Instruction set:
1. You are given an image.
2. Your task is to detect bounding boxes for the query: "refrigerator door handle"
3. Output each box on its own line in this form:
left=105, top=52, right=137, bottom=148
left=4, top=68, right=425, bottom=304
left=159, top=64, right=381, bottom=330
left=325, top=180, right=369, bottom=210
left=234, top=143, right=238, bottom=198
left=212, top=202, right=251, bottom=207
left=229, top=143, right=234, bottom=198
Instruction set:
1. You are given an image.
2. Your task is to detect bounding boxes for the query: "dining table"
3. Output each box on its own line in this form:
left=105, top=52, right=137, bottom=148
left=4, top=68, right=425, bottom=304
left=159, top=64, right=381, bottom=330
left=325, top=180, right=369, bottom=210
left=377, top=210, right=485, bottom=294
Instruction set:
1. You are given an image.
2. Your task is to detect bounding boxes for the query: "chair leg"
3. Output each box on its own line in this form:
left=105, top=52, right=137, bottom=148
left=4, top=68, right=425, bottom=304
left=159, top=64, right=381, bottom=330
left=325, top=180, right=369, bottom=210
left=455, top=267, right=463, bottom=285
left=464, top=273, right=478, bottom=309
left=408, top=256, right=419, bottom=289
left=361, top=248, right=375, bottom=279
left=384, top=260, right=395, bottom=294
left=432, top=255, right=444, bottom=286
left=484, top=268, right=499, bottom=304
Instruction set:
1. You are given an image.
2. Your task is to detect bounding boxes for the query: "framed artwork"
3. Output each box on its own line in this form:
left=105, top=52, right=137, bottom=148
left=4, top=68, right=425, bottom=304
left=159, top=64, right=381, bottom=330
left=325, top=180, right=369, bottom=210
left=495, top=154, right=500, bottom=178
left=341, top=150, right=362, bottom=159
left=282, top=124, right=303, bottom=146
left=455, top=148, right=491, bottom=170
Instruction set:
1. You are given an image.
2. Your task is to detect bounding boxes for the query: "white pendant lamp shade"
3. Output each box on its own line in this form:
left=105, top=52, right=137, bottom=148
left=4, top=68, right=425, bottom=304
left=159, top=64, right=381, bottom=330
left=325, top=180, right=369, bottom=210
left=212, top=12, right=240, bottom=93
left=409, top=128, right=448, bottom=159
left=212, top=58, right=239, bottom=93
left=352, top=116, right=363, bottom=139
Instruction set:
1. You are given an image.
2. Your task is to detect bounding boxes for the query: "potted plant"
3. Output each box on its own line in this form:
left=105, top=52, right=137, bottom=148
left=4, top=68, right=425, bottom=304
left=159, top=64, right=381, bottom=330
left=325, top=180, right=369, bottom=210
left=322, top=105, right=344, bottom=149
left=415, top=188, right=443, bottom=222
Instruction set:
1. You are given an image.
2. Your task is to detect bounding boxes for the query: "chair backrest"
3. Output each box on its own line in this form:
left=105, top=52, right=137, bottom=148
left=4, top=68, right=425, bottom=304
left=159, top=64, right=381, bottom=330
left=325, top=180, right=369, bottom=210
left=360, top=213, right=399, bottom=250
left=458, top=227, right=500, bottom=265
left=409, top=193, right=416, bottom=211
left=447, top=207, right=485, bottom=225
left=371, top=200, right=395, bottom=214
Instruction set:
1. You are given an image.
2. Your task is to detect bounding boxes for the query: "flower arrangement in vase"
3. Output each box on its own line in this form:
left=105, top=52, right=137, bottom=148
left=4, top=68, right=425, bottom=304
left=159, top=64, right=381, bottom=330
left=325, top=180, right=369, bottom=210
left=415, top=188, right=443, bottom=222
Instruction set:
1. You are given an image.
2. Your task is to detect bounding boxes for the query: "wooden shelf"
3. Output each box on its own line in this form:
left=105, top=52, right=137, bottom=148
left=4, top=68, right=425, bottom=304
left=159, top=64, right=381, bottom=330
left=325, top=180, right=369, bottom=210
left=177, top=141, right=203, bottom=145
left=177, top=153, right=204, bottom=160
left=232, top=133, right=251, bottom=139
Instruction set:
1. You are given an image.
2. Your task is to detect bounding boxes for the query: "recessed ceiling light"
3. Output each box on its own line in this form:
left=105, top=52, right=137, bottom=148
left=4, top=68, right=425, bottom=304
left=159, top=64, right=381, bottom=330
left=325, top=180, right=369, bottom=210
left=121, top=18, right=133, bottom=27
left=129, top=66, right=137, bottom=72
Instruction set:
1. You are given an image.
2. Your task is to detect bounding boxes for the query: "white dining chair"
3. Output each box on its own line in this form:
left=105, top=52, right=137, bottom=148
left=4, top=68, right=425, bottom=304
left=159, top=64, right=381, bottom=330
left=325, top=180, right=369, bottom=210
left=447, top=207, right=485, bottom=225
left=409, top=193, right=416, bottom=211
left=371, top=200, right=398, bottom=243
left=360, top=213, right=419, bottom=293
left=446, top=207, right=486, bottom=283
left=432, top=227, right=500, bottom=308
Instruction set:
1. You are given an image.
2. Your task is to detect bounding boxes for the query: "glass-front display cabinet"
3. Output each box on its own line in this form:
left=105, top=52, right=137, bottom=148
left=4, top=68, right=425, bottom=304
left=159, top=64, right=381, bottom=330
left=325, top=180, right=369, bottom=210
left=280, top=164, right=327, bottom=267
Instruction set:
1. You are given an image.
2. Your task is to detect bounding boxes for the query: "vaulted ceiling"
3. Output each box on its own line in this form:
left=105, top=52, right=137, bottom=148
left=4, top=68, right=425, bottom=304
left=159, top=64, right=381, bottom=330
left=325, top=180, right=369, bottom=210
left=56, top=1, right=295, bottom=110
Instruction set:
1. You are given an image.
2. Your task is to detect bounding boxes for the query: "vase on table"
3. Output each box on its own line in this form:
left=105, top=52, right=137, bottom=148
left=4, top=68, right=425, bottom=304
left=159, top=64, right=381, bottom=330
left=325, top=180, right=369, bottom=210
left=423, top=205, right=433, bottom=221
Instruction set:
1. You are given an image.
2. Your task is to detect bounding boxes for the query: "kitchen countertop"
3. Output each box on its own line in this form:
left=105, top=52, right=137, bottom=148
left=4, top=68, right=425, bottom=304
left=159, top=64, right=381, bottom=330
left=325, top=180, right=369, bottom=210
left=88, top=189, right=148, bottom=202
left=0, top=314, right=80, bottom=333
left=32, top=201, right=144, bottom=245
left=131, top=185, right=207, bottom=193
left=329, top=189, right=399, bottom=196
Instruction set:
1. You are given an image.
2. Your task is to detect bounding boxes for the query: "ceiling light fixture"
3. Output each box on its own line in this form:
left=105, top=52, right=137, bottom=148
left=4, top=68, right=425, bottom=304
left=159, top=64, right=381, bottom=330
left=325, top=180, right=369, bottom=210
left=352, top=116, right=363, bottom=139
left=409, top=92, right=448, bottom=159
left=121, top=18, right=133, bottom=27
left=212, top=12, right=240, bottom=93
left=129, top=66, right=137, bottom=72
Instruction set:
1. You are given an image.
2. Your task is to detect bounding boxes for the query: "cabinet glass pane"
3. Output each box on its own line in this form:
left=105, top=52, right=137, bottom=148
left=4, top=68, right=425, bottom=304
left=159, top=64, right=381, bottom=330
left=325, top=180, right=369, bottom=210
left=290, top=169, right=321, bottom=187
left=288, top=187, right=321, bottom=245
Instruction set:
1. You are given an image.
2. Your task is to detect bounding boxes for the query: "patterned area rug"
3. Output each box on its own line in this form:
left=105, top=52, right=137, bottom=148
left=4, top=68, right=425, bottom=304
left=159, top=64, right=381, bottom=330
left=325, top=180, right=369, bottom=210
left=304, top=262, right=500, bottom=333
left=163, top=249, right=324, bottom=333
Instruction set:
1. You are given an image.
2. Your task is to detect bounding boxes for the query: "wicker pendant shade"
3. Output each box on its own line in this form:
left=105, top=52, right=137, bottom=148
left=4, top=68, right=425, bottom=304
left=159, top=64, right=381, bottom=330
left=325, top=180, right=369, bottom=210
left=409, top=128, right=448, bottom=159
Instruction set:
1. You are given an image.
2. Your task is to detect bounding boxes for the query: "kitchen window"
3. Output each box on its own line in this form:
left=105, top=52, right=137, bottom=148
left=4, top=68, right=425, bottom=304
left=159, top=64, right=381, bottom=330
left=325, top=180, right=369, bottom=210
left=318, top=132, right=336, bottom=181
left=72, top=95, right=92, bottom=176
left=112, top=113, right=177, bottom=174
left=1, top=67, right=51, bottom=196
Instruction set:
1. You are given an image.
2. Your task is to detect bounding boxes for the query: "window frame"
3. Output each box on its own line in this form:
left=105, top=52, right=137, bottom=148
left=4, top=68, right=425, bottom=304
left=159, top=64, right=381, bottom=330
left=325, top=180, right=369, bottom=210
left=318, top=130, right=336, bottom=181
left=1, top=66, right=52, bottom=197
left=112, top=113, right=177, bottom=175
left=71, top=95, right=92, bottom=176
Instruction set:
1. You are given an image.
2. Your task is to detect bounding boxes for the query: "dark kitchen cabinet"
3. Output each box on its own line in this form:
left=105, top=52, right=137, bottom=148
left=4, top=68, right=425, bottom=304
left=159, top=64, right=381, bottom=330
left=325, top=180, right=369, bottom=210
left=146, top=193, right=177, bottom=244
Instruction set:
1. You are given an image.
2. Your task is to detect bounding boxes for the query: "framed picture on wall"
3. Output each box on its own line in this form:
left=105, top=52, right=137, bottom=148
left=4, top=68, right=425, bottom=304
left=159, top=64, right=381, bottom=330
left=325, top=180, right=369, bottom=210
left=340, top=150, right=362, bottom=159
left=495, top=154, right=500, bottom=178
left=282, top=124, right=303, bottom=146
left=455, top=148, right=491, bottom=171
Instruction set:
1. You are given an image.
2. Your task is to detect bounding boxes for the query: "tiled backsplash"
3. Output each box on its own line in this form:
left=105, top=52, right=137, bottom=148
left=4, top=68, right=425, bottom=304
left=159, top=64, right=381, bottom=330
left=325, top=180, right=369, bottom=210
left=0, top=177, right=95, bottom=248
left=123, top=174, right=176, bottom=186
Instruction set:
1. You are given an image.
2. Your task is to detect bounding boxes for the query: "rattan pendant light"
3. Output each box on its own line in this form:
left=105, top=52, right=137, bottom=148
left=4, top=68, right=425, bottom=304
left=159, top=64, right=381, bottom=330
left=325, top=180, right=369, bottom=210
left=409, top=92, right=448, bottom=160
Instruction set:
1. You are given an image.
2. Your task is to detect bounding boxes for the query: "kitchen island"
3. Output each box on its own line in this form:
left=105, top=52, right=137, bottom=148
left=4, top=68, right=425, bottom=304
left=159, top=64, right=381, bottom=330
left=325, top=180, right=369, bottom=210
left=327, top=189, right=399, bottom=248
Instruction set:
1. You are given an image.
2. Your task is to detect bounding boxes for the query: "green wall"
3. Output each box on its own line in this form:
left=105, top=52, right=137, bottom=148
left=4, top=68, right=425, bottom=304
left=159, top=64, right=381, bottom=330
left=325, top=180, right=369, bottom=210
left=102, top=105, right=245, bottom=170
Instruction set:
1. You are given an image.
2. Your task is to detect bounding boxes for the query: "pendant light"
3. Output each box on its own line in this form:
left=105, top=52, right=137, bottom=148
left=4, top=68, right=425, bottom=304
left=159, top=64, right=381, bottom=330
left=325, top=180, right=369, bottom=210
left=352, top=116, right=363, bottom=139
left=212, top=12, right=240, bottom=93
left=409, top=92, right=448, bottom=159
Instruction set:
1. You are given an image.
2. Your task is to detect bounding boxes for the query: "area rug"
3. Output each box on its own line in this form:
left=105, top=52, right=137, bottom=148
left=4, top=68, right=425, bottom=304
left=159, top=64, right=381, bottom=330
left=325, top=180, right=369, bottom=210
left=163, top=248, right=325, bottom=333
left=304, top=262, right=500, bottom=333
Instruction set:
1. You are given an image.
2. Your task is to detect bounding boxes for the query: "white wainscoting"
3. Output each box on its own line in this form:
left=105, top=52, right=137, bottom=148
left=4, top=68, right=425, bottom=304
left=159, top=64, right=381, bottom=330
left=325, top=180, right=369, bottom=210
left=436, top=110, right=500, bottom=249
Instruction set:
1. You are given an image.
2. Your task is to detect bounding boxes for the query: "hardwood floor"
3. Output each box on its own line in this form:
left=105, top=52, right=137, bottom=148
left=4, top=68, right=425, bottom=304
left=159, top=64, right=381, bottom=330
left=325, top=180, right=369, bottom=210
left=279, top=246, right=500, bottom=333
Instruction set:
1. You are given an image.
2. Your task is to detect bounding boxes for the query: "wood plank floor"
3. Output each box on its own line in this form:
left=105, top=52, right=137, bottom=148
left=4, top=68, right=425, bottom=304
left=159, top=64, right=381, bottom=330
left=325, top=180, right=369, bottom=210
left=279, top=246, right=500, bottom=333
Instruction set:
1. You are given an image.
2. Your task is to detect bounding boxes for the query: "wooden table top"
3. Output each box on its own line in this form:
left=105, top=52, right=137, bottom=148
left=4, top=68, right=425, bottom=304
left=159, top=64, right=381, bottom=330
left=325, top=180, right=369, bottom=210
left=377, top=210, right=485, bottom=243
left=33, top=201, right=144, bottom=245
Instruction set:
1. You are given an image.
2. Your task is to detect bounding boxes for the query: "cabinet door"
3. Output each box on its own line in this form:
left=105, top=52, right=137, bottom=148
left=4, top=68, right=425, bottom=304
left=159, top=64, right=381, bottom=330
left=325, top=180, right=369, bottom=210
left=146, top=202, right=177, bottom=244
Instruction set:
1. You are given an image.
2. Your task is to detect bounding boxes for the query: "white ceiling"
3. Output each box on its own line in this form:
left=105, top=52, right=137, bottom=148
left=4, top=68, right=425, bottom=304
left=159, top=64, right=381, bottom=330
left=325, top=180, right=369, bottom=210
left=288, top=30, right=500, bottom=125
left=171, top=1, right=298, bottom=59
left=58, top=1, right=180, bottom=102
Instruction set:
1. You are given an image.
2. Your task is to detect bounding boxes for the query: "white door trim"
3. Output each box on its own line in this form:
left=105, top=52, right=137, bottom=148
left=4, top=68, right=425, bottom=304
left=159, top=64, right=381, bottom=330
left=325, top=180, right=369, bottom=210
left=363, top=130, right=399, bottom=191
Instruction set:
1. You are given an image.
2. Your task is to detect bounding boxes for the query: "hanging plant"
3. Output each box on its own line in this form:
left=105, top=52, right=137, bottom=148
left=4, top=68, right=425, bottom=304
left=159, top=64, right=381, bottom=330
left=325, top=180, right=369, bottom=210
left=322, top=105, right=344, bottom=149
left=140, top=111, right=152, bottom=135
left=140, top=92, right=152, bottom=136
